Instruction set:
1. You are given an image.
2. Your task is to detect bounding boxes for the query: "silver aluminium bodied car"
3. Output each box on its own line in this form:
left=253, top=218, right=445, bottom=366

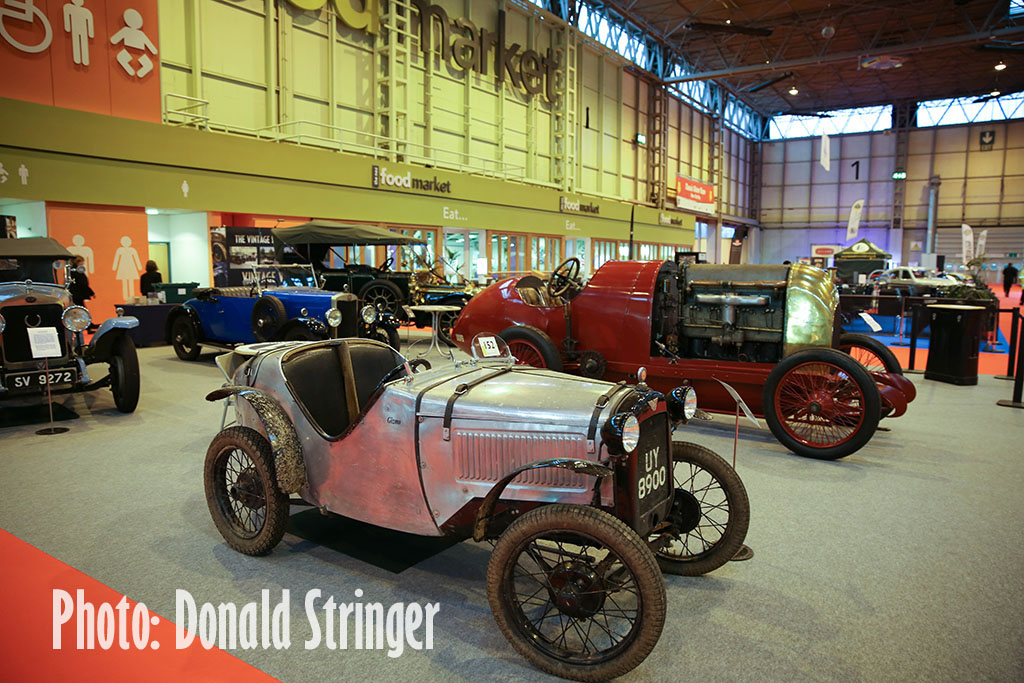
left=203, top=335, right=750, bottom=680
left=0, top=238, right=141, bottom=413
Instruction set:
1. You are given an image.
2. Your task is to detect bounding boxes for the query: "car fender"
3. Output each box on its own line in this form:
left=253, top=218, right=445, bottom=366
left=164, top=304, right=202, bottom=343
left=274, top=317, right=327, bottom=340
left=85, top=316, right=139, bottom=361
left=472, top=458, right=613, bottom=541
left=877, top=382, right=909, bottom=418
left=206, top=385, right=306, bottom=494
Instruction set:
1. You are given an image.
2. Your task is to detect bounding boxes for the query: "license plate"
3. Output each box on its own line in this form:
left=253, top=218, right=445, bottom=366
left=636, top=413, right=671, bottom=517
left=4, top=368, right=77, bottom=392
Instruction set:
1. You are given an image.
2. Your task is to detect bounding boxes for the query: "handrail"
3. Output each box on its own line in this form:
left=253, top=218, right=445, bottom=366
left=163, top=94, right=210, bottom=130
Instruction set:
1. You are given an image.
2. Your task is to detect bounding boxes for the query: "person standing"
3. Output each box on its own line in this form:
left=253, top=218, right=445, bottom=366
left=1002, top=262, right=1019, bottom=298
left=140, top=259, right=162, bottom=296
left=67, top=256, right=95, bottom=307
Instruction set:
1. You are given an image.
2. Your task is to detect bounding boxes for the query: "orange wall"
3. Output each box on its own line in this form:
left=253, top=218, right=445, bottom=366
left=46, top=203, right=149, bottom=321
left=0, top=0, right=160, bottom=122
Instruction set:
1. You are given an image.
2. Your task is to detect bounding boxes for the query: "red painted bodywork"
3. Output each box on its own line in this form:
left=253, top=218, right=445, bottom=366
left=453, top=260, right=913, bottom=419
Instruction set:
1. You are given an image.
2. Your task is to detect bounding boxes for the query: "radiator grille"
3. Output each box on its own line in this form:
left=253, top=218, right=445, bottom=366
left=454, top=431, right=590, bottom=488
left=1, top=304, right=68, bottom=363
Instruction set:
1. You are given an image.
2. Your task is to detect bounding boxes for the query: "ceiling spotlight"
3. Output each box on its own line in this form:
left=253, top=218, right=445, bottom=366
left=788, top=86, right=799, bottom=95
left=145, top=208, right=159, bottom=215
left=725, top=19, right=731, bottom=25
left=995, top=61, right=1007, bottom=71
left=990, top=89, right=1001, bottom=97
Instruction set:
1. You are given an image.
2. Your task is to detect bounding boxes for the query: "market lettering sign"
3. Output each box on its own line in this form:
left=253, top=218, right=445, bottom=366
left=412, top=1, right=559, bottom=101
left=372, top=165, right=452, bottom=194
left=559, top=197, right=599, bottom=214
left=675, top=176, right=715, bottom=215
left=659, top=213, right=683, bottom=226
left=286, top=0, right=379, bottom=34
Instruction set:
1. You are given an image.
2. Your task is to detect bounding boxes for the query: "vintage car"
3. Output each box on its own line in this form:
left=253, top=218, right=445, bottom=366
left=452, top=258, right=918, bottom=460
left=0, top=237, right=140, bottom=413
left=872, top=267, right=955, bottom=296
left=165, top=265, right=399, bottom=360
left=274, top=221, right=479, bottom=341
left=203, top=335, right=750, bottom=680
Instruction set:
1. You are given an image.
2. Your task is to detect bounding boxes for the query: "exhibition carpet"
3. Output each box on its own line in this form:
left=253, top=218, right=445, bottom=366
left=0, top=529, right=281, bottom=683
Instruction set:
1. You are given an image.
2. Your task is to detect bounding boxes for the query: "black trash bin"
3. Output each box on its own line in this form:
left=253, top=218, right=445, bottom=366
left=924, top=304, right=985, bottom=386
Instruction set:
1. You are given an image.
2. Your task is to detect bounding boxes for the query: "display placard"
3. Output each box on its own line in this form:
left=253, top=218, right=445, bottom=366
left=27, top=328, right=62, bottom=359
left=859, top=312, right=883, bottom=333
left=478, top=336, right=501, bottom=357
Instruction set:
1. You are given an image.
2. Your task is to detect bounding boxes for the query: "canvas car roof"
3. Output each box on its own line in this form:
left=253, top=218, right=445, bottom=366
left=273, top=220, right=427, bottom=246
left=0, top=237, right=74, bottom=259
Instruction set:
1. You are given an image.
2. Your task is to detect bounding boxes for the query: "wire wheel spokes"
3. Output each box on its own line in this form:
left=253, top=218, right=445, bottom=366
left=217, top=448, right=268, bottom=538
left=660, top=461, right=729, bottom=561
left=775, top=362, right=865, bottom=447
left=507, top=533, right=641, bottom=665
left=843, top=345, right=886, bottom=372
left=363, top=287, right=398, bottom=313
left=508, top=340, right=545, bottom=368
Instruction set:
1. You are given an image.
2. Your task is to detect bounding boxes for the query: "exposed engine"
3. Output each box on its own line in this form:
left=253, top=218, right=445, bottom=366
left=652, top=264, right=792, bottom=364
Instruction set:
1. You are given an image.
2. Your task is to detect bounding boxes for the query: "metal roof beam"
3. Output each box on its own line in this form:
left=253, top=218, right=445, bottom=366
left=664, top=24, right=1024, bottom=83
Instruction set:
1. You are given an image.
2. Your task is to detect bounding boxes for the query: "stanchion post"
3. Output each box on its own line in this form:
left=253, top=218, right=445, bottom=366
left=997, top=309, right=1024, bottom=409
left=997, top=309, right=1018, bottom=381
left=906, top=304, right=921, bottom=373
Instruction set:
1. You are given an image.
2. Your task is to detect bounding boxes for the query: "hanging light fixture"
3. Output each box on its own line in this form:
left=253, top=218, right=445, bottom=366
left=990, top=89, right=1001, bottom=97
left=788, top=85, right=799, bottom=95
left=994, top=61, right=1007, bottom=71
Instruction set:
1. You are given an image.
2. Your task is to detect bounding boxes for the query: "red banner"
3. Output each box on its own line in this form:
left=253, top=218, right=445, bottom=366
left=675, top=176, right=715, bottom=215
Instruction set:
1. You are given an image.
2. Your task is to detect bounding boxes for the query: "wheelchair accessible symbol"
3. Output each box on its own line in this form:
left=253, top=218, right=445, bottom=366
left=0, top=0, right=53, bottom=54
left=109, top=8, right=156, bottom=78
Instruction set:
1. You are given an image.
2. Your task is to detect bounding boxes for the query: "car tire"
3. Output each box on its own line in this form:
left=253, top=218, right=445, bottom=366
left=652, top=442, right=750, bottom=576
left=204, top=426, right=289, bottom=556
left=487, top=504, right=666, bottom=681
left=498, top=325, right=563, bottom=371
left=436, top=304, right=463, bottom=347
left=837, top=333, right=902, bottom=374
left=763, top=348, right=880, bottom=460
left=108, top=334, right=140, bottom=413
left=170, top=314, right=201, bottom=361
left=358, top=279, right=403, bottom=317
left=282, top=325, right=321, bottom=341
left=364, top=324, right=401, bottom=351
left=251, top=295, right=287, bottom=342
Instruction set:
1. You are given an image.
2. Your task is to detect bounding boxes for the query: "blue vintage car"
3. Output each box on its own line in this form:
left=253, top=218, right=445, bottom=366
left=165, top=266, right=399, bottom=360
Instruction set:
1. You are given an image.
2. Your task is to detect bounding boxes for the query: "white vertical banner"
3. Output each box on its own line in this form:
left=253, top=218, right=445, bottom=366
left=975, top=229, right=988, bottom=258
left=961, top=223, right=974, bottom=264
left=846, top=199, right=864, bottom=241
left=820, top=133, right=831, bottom=172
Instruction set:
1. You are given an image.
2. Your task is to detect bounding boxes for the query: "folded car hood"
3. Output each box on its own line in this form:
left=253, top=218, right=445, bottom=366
left=394, top=364, right=627, bottom=427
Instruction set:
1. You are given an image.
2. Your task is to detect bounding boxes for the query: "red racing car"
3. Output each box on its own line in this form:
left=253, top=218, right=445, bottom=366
left=452, top=258, right=916, bottom=460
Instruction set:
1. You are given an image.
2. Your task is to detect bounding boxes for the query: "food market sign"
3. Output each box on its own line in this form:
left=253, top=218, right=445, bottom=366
left=675, top=176, right=715, bottom=215
left=287, top=0, right=560, bottom=101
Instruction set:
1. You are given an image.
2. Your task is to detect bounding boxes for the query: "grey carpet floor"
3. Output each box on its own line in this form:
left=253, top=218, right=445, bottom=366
left=1, top=335, right=1022, bottom=682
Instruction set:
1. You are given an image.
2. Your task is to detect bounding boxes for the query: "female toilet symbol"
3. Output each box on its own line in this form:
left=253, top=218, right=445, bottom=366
left=109, top=8, right=157, bottom=78
left=112, top=236, right=143, bottom=300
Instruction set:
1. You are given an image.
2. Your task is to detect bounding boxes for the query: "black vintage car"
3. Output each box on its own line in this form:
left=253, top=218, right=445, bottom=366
left=0, top=238, right=141, bottom=413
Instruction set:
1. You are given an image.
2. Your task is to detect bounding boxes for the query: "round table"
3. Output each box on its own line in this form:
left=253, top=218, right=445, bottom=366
left=407, top=304, right=462, bottom=360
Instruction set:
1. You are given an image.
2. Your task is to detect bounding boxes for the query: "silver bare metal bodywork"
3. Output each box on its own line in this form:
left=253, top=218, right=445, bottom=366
left=218, top=340, right=626, bottom=538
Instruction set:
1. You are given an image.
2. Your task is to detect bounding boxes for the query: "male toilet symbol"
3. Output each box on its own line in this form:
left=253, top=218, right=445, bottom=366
left=67, top=234, right=94, bottom=273
left=109, top=8, right=156, bottom=78
left=63, top=0, right=94, bottom=66
left=112, top=236, right=142, bottom=300
left=0, top=0, right=53, bottom=53
left=18, top=164, right=28, bottom=184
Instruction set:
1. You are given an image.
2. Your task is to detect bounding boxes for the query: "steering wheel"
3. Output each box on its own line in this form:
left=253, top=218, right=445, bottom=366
left=371, top=358, right=431, bottom=395
left=548, top=257, right=582, bottom=299
left=379, top=256, right=394, bottom=272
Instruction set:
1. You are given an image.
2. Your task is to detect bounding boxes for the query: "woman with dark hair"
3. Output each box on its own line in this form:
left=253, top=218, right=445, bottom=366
left=67, top=255, right=95, bottom=306
left=140, top=259, right=162, bottom=296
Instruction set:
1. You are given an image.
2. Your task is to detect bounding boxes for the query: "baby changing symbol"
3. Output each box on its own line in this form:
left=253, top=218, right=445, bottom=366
left=109, top=8, right=156, bottom=78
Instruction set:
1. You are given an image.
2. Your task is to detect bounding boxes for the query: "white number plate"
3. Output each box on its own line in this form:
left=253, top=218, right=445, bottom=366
left=4, top=369, right=77, bottom=391
left=637, top=445, right=669, bottom=511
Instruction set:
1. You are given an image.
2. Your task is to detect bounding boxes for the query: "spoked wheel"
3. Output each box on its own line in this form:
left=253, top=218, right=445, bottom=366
left=171, top=315, right=201, bottom=361
left=358, top=280, right=403, bottom=317
left=652, top=442, right=750, bottom=576
left=108, top=334, right=140, bottom=413
left=487, top=504, right=665, bottom=681
left=763, top=348, right=880, bottom=460
left=837, top=333, right=902, bottom=374
left=437, top=308, right=461, bottom=346
left=498, top=325, right=563, bottom=371
left=204, top=426, right=289, bottom=556
left=251, top=295, right=287, bottom=342
left=364, top=324, right=401, bottom=350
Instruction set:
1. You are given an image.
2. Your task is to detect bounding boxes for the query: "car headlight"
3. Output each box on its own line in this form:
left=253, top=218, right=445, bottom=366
left=0, top=312, right=5, bottom=333
left=601, top=412, right=641, bottom=456
left=667, top=385, right=697, bottom=423
left=326, top=308, right=343, bottom=328
left=361, top=305, right=378, bottom=324
left=62, top=306, right=92, bottom=332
